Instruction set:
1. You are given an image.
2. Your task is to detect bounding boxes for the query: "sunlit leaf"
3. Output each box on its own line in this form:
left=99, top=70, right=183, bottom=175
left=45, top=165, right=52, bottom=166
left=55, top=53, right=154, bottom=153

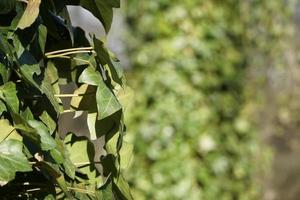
left=0, top=82, right=19, bottom=113
left=96, top=80, right=122, bottom=120
left=17, top=0, right=41, bottom=29
left=0, top=140, right=32, bottom=186
left=64, top=133, right=100, bottom=186
left=0, top=119, right=21, bottom=142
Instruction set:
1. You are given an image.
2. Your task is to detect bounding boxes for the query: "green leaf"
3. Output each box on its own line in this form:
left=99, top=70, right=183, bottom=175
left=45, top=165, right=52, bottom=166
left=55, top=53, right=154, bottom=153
left=87, top=112, right=97, bottom=140
left=106, top=134, right=133, bottom=170
left=0, top=119, right=21, bottom=142
left=46, top=61, right=60, bottom=95
left=19, top=64, right=41, bottom=89
left=11, top=113, right=40, bottom=143
left=0, top=82, right=19, bottom=113
left=20, top=64, right=62, bottom=114
left=113, top=176, right=133, bottom=200
left=78, top=66, right=101, bottom=86
left=39, top=111, right=57, bottom=135
left=38, top=24, right=47, bottom=53
left=17, top=0, right=41, bottom=30
left=96, top=80, right=122, bottom=120
left=0, top=139, right=32, bottom=186
left=27, top=120, right=56, bottom=151
left=101, top=181, right=113, bottom=200
left=0, top=0, right=16, bottom=14
left=93, top=37, right=123, bottom=85
left=70, top=84, right=97, bottom=111
left=64, top=133, right=100, bottom=186
left=0, top=100, right=7, bottom=116
left=0, top=62, right=10, bottom=84
left=50, top=137, right=76, bottom=179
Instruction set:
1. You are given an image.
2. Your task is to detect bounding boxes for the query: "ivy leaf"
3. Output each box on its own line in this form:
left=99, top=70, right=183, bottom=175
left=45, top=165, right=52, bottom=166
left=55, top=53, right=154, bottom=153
left=0, top=139, right=32, bottom=186
left=27, top=120, right=56, bottom=151
left=17, top=0, right=41, bottom=30
left=19, top=64, right=41, bottom=89
left=78, top=66, right=101, bottom=86
left=87, top=112, right=97, bottom=140
left=0, top=82, right=19, bottom=113
left=38, top=24, right=47, bottom=53
left=0, top=62, right=10, bottom=84
left=64, top=133, right=100, bottom=186
left=93, top=37, right=123, bottom=85
left=0, top=100, right=7, bottom=116
left=113, top=176, right=133, bottom=200
left=106, top=134, right=133, bottom=170
left=50, top=137, right=76, bottom=179
left=20, top=64, right=62, bottom=114
left=0, top=119, right=21, bottom=142
left=46, top=61, right=59, bottom=90
left=39, top=111, right=56, bottom=135
left=70, top=84, right=97, bottom=111
left=96, top=80, right=122, bottom=120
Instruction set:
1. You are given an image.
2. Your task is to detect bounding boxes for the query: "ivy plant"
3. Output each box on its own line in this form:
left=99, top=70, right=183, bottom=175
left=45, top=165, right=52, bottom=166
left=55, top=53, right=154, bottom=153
left=0, top=0, right=132, bottom=199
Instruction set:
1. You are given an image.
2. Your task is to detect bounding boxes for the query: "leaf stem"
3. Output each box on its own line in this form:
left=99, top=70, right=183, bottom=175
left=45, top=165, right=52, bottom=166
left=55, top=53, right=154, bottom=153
left=66, top=187, right=95, bottom=194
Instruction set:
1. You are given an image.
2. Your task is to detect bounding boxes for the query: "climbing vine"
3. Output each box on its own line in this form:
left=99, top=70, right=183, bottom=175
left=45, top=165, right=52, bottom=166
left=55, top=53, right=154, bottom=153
left=0, top=0, right=132, bottom=199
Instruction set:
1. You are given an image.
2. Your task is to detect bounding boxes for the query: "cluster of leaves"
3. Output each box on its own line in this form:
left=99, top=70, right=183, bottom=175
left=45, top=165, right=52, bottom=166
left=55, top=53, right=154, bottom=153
left=124, top=0, right=295, bottom=199
left=0, top=0, right=132, bottom=199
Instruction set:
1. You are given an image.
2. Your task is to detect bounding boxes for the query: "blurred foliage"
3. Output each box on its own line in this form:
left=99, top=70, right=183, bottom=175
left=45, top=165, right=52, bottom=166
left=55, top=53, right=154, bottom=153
left=123, top=0, right=295, bottom=199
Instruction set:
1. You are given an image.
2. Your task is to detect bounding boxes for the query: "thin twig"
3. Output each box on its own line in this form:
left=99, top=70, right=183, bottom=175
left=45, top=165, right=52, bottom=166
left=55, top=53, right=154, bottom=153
left=1, top=128, right=17, bottom=142
left=26, top=188, right=42, bottom=193
left=55, top=92, right=95, bottom=98
left=61, top=109, right=74, bottom=114
left=75, top=161, right=102, bottom=167
left=46, top=50, right=96, bottom=59
left=17, top=0, right=28, bottom=3
left=45, top=47, right=94, bottom=56
left=55, top=94, right=83, bottom=98
left=66, top=187, right=95, bottom=194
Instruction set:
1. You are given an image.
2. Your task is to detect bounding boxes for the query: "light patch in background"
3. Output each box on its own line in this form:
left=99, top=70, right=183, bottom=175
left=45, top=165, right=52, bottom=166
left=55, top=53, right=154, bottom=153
left=67, top=6, right=129, bottom=68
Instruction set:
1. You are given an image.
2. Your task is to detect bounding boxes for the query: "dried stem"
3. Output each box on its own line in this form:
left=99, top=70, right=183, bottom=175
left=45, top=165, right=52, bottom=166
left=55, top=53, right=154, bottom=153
left=46, top=50, right=96, bottom=59
left=17, top=0, right=28, bottom=3
left=45, top=47, right=94, bottom=56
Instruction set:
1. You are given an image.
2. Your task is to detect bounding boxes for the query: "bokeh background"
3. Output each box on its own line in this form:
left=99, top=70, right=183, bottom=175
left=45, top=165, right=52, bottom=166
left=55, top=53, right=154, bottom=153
left=67, top=0, right=300, bottom=199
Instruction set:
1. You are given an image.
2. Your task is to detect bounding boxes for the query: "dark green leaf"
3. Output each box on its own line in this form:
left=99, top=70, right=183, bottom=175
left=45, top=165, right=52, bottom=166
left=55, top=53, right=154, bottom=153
left=27, top=120, right=56, bottom=151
